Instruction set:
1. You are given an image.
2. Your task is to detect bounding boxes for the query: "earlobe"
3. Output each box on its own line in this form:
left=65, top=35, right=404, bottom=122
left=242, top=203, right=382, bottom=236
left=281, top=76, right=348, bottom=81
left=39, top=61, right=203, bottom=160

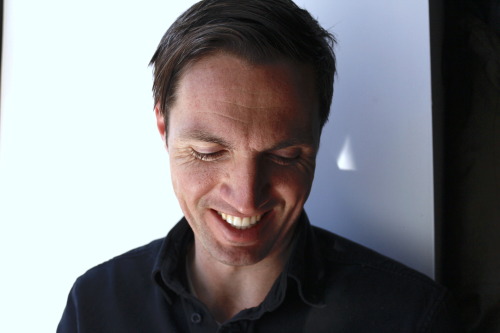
left=155, top=103, right=167, bottom=146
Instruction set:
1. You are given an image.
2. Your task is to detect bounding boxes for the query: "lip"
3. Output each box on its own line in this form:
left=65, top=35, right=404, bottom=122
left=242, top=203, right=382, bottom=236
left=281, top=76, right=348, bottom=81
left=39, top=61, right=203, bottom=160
left=209, top=209, right=270, bottom=245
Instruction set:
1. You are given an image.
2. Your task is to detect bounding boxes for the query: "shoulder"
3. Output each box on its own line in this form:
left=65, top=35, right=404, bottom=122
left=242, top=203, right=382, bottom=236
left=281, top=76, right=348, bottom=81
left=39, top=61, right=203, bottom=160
left=312, top=225, right=434, bottom=284
left=73, top=238, right=164, bottom=294
left=310, top=226, right=456, bottom=331
left=58, top=238, right=175, bottom=332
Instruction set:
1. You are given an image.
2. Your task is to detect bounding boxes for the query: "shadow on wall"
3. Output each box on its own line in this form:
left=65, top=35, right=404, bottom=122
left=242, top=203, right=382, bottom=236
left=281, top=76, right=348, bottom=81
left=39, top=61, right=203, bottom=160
left=301, top=0, right=435, bottom=278
left=307, top=121, right=433, bottom=277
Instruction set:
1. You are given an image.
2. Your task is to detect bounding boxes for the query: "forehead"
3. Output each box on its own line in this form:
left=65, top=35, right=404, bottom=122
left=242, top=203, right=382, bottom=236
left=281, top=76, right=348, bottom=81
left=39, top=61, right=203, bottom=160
left=169, top=53, right=320, bottom=146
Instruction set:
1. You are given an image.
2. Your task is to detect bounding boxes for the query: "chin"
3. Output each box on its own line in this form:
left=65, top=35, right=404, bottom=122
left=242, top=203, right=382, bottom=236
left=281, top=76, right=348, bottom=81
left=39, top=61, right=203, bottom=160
left=207, top=240, right=272, bottom=267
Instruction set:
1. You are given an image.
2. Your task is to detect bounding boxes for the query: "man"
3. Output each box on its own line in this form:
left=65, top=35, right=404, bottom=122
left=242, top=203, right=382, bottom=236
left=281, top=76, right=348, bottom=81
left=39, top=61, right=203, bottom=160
left=58, top=0, right=459, bottom=332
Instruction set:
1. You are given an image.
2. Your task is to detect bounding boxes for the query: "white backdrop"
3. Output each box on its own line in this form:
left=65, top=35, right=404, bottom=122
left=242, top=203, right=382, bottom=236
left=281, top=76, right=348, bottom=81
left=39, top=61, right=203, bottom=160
left=0, top=1, right=433, bottom=331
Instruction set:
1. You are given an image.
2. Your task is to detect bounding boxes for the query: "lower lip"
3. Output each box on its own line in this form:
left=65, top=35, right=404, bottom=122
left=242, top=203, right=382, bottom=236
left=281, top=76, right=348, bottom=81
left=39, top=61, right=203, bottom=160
left=210, top=209, right=267, bottom=245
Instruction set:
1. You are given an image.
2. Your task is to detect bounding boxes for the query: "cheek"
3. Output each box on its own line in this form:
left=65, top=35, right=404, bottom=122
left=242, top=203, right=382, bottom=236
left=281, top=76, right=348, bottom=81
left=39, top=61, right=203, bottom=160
left=170, top=162, right=222, bottom=204
left=275, top=167, right=315, bottom=199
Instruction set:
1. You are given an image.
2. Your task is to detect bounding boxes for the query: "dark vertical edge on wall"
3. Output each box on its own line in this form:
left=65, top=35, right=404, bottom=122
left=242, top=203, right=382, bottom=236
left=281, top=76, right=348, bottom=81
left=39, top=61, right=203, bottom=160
left=428, top=0, right=445, bottom=283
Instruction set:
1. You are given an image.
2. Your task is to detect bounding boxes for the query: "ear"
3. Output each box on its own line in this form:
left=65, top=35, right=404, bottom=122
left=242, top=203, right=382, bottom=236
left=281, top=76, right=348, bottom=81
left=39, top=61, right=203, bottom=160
left=155, top=103, right=168, bottom=149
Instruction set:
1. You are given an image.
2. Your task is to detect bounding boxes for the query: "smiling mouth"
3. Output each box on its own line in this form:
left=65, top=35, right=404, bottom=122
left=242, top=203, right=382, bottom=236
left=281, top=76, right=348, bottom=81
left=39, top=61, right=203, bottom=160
left=217, top=211, right=262, bottom=230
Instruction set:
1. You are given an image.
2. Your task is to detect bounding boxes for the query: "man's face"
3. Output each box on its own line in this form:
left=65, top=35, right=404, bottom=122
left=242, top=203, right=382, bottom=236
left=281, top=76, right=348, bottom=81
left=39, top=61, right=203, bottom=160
left=158, top=53, right=320, bottom=266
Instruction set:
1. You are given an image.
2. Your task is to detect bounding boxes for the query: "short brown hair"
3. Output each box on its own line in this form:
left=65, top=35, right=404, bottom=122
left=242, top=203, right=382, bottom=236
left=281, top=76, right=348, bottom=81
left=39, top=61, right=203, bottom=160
left=150, top=0, right=336, bottom=133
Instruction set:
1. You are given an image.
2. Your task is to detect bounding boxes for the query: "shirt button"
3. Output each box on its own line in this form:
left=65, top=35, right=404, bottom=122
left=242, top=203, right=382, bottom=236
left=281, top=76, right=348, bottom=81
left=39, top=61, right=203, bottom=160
left=191, top=312, right=202, bottom=324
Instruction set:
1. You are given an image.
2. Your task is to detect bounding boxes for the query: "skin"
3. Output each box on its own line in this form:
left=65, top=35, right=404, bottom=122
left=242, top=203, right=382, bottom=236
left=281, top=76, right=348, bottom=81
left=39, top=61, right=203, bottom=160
left=155, top=53, right=321, bottom=322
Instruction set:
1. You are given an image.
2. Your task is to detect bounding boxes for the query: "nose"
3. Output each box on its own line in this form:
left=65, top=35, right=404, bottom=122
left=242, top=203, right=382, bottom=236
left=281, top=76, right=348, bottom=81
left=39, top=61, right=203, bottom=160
left=220, top=156, right=269, bottom=215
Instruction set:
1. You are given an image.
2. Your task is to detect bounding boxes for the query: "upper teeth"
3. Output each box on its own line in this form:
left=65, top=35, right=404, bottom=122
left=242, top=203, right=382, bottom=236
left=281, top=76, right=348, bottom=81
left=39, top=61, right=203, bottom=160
left=218, top=211, right=261, bottom=229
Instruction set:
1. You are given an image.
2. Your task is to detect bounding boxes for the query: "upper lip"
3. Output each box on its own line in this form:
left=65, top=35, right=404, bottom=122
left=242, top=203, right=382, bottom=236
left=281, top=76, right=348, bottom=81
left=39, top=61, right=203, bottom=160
left=216, top=210, right=263, bottom=218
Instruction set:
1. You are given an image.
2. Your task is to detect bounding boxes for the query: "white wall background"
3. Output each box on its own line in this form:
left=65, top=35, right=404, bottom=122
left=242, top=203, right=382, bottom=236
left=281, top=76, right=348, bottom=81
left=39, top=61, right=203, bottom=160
left=0, top=1, right=433, bottom=332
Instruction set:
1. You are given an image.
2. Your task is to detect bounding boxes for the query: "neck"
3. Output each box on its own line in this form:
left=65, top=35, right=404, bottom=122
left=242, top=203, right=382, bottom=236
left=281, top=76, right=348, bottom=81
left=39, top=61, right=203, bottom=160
left=186, top=239, right=295, bottom=323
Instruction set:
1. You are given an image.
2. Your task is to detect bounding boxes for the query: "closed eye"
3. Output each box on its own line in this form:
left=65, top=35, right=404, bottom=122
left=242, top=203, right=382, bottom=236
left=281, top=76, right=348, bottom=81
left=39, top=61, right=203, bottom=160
left=190, top=149, right=226, bottom=162
left=269, top=150, right=301, bottom=166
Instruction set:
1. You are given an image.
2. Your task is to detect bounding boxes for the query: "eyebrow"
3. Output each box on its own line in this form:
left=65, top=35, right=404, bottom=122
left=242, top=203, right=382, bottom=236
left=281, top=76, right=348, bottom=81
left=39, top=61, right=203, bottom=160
left=268, top=138, right=315, bottom=151
left=180, top=129, right=316, bottom=151
left=180, top=129, right=234, bottom=148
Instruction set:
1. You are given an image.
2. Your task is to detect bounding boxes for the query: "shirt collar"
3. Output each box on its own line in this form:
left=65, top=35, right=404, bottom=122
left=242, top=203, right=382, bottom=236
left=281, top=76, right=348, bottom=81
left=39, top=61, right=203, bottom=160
left=286, top=211, right=327, bottom=308
left=152, top=211, right=327, bottom=308
left=152, top=218, right=193, bottom=304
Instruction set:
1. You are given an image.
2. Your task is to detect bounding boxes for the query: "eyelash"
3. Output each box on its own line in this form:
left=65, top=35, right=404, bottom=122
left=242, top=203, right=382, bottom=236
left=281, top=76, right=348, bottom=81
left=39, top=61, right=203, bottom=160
left=190, top=149, right=226, bottom=162
left=270, top=154, right=299, bottom=166
left=190, top=149, right=300, bottom=165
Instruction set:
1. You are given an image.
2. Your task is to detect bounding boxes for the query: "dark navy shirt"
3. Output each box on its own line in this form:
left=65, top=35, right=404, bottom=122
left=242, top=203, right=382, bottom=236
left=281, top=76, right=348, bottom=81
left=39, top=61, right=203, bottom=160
left=57, top=213, right=460, bottom=332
